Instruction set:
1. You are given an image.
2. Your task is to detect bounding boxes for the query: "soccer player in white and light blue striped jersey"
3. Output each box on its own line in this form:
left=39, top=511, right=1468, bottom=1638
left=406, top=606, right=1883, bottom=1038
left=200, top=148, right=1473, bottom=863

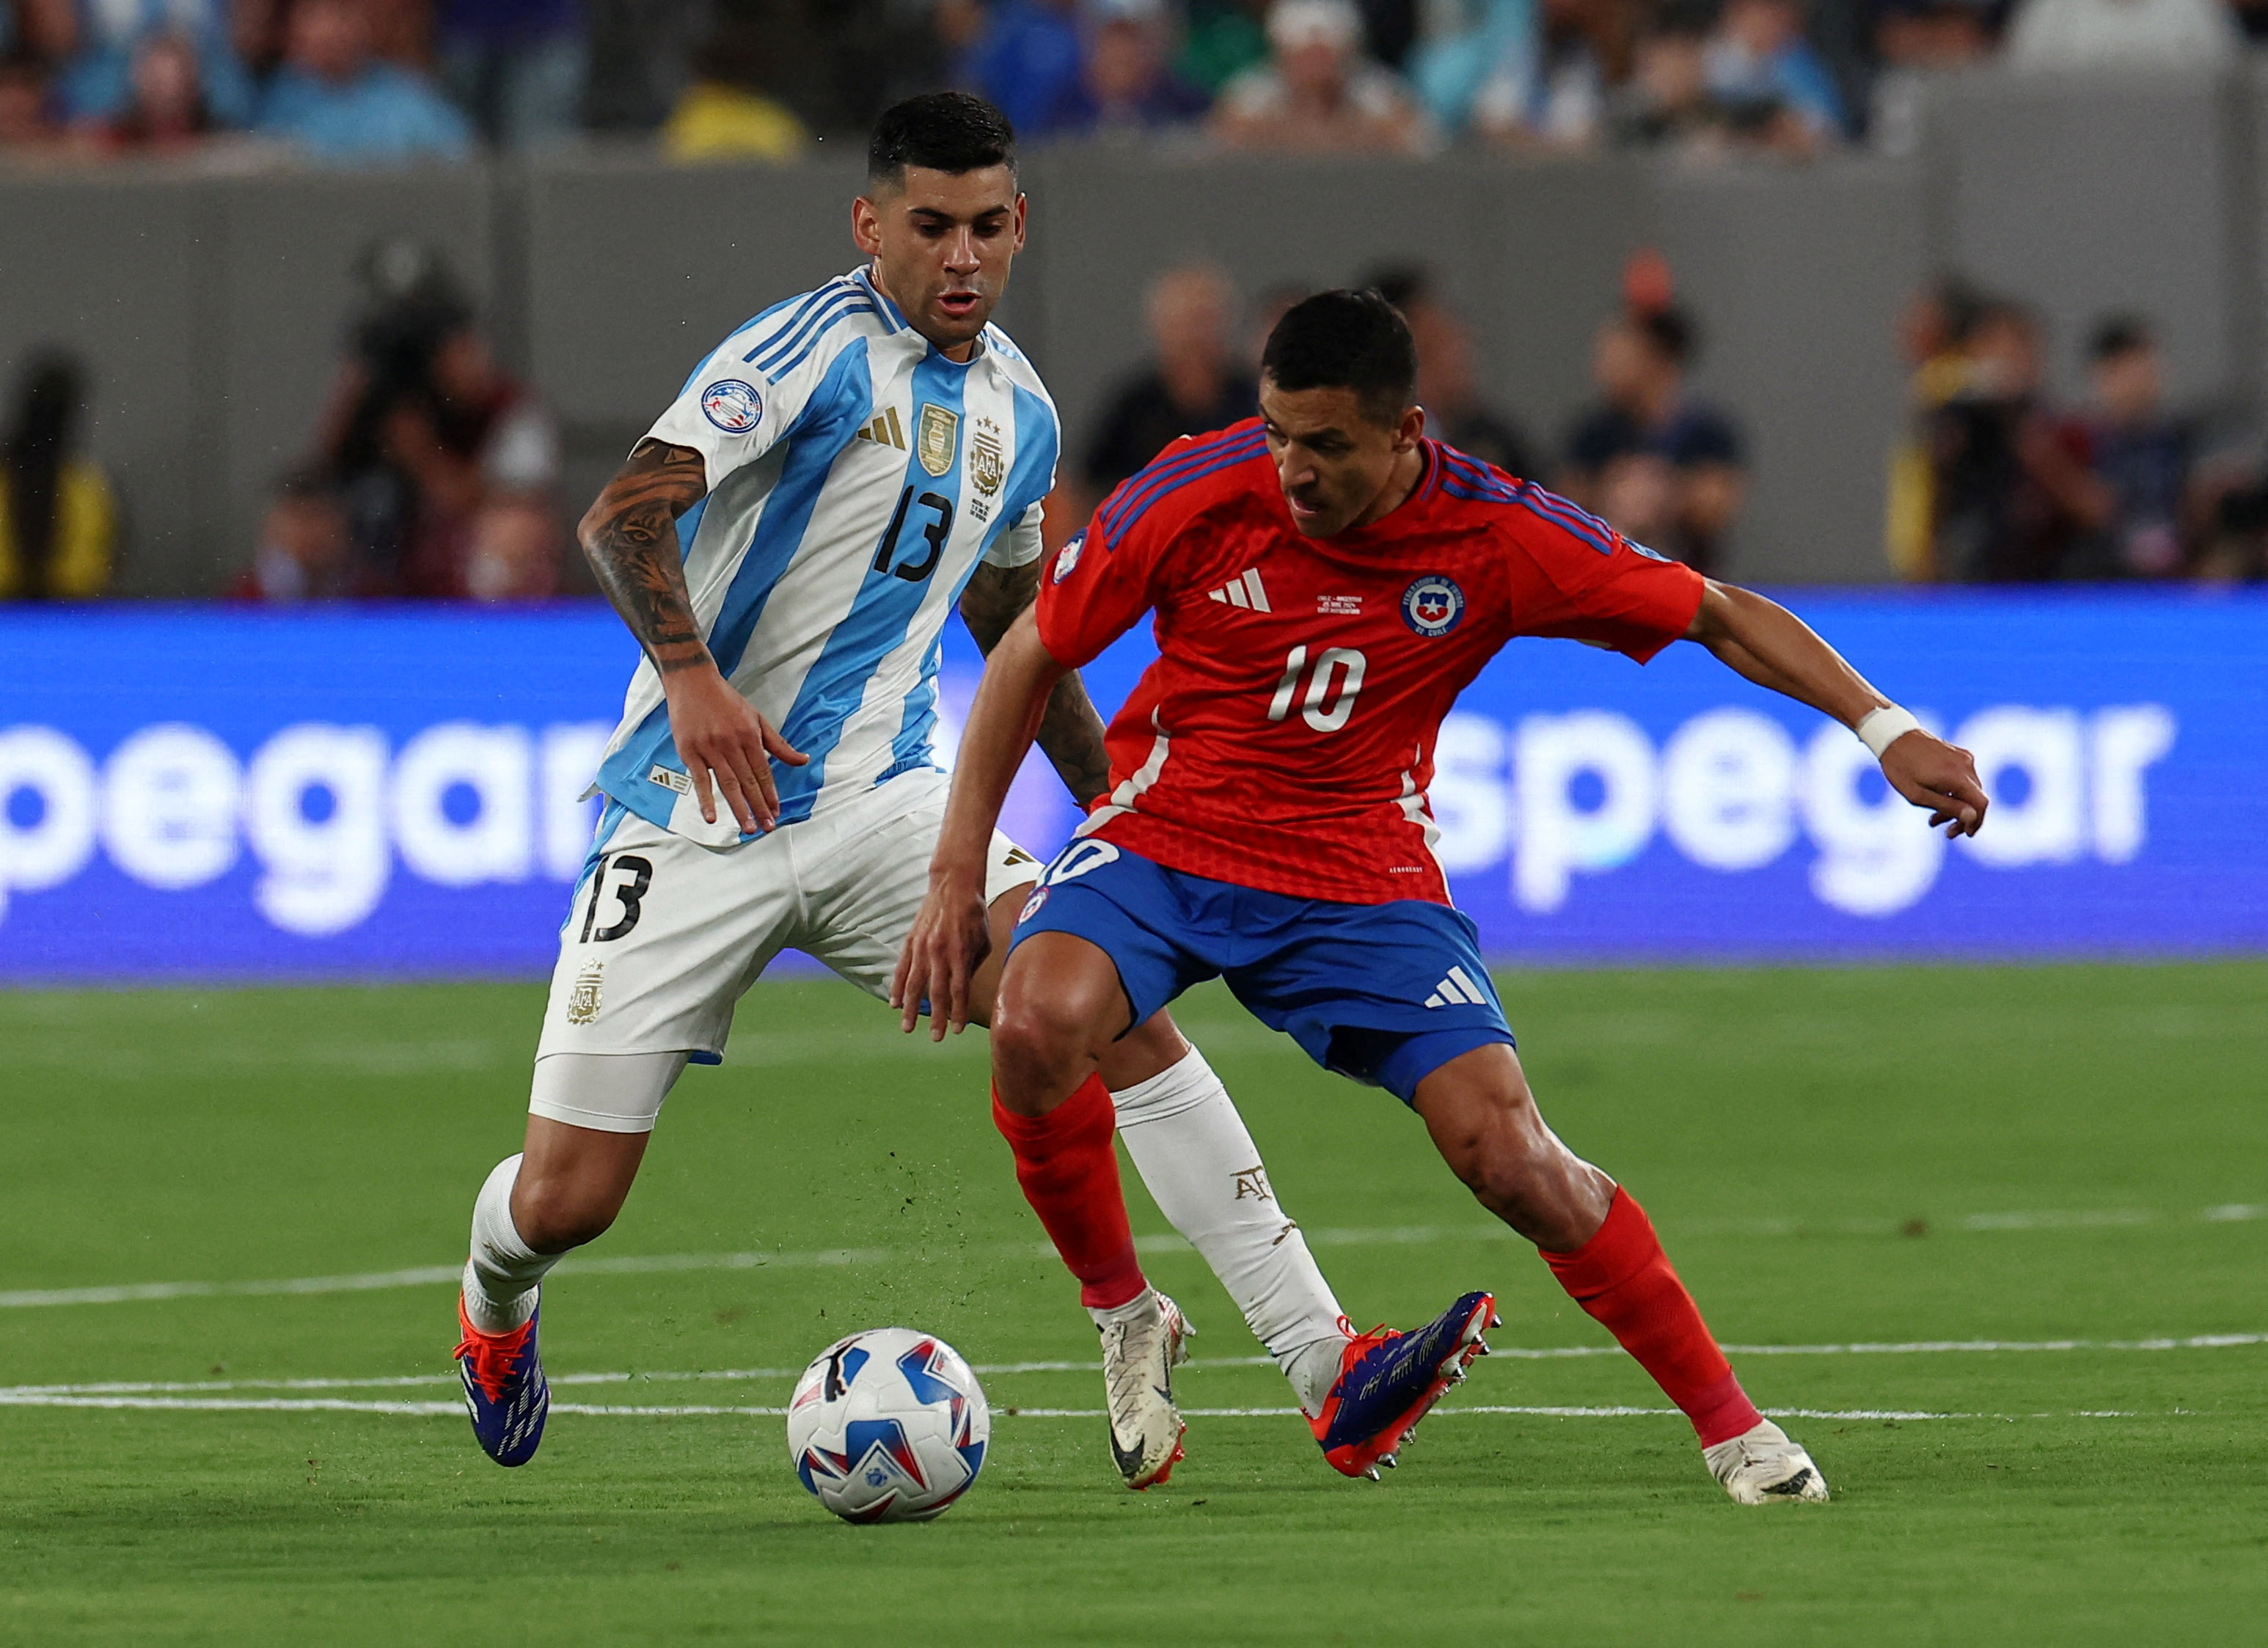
left=452, top=94, right=1358, bottom=1487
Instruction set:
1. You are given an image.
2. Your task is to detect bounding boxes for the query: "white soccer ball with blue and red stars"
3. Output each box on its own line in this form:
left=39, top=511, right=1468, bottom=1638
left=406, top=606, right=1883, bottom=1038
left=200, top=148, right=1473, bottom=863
left=786, top=1327, right=989, bottom=1524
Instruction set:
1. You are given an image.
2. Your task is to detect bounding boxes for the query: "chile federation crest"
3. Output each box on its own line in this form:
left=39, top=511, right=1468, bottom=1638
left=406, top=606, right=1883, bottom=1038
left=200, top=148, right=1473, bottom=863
left=1401, top=575, right=1466, bottom=637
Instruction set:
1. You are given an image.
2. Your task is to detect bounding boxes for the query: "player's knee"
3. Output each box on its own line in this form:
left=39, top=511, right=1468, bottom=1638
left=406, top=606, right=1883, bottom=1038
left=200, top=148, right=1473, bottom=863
left=990, top=995, right=1089, bottom=1086
left=992, top=981, right=1111, bottom=1101
left=511, top=1166, right=626, bottom=1253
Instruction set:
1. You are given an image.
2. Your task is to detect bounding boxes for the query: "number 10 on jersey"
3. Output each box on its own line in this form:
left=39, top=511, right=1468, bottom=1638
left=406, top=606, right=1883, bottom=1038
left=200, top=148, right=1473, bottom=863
left=1266, top=645, right=1367, bottom=733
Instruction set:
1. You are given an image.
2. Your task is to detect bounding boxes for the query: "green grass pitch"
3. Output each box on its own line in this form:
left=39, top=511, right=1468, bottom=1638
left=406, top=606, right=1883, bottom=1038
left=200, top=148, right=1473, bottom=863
left=3, top=961, right=2264, bottom=1644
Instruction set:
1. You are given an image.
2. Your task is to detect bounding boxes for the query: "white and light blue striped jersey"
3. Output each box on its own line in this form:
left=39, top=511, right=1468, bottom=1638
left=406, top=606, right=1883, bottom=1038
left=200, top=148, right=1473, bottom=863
left=592, top=264, right=1060, bottom=846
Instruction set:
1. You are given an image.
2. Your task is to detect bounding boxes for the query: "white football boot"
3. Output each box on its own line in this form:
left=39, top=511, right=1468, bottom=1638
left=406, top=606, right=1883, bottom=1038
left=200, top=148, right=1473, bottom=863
left=1097, top=1289, right=1193, bottom=1490
left=1704, top=1419, right=1832, bottom=1504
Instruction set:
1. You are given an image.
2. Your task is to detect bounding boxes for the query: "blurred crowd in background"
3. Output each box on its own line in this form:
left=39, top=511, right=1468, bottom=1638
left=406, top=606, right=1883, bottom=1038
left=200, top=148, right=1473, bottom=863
left=4, top=0, right=2267, bottom=169
left=1, top=236, right=563, bottom=604
left=1889, top=280, right=2268, bottom=584
left=9, top=230, right=2265, bottom=604
left=4, top=0, right=2266, bottom=601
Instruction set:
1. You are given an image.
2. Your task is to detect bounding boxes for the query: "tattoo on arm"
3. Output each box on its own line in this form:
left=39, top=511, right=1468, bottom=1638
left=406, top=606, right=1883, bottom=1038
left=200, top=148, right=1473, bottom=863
left=960, top=559, right=1114, bottom=809
left=579, top=439, right=712, bottom=675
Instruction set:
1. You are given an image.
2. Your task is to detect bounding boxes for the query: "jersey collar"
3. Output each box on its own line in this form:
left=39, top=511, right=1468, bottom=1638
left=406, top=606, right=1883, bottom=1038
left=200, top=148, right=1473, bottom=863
left=1325, top=440, right=1445, bottom=549
left=852, top=264, right=908, bottom=333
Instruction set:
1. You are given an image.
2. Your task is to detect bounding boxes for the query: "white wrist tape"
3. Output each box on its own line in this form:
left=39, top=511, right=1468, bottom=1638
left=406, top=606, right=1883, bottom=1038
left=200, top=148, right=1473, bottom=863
left=1854, top=705, right=1922, bottom=760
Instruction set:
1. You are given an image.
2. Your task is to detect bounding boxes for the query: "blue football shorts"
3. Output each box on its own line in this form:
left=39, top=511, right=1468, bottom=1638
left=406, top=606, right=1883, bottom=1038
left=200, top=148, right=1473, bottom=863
left=1009, top=838, right=1515, bottom=1105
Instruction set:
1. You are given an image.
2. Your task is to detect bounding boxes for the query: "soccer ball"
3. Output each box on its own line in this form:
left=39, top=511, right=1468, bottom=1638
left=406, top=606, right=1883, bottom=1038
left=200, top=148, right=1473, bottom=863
left=786, top=1327, right=989, bottom=1523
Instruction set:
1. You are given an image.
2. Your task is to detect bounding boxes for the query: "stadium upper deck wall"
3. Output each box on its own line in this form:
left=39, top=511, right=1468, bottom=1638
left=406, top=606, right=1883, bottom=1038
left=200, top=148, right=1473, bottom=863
left=1, top=65, right=2260, bottom=598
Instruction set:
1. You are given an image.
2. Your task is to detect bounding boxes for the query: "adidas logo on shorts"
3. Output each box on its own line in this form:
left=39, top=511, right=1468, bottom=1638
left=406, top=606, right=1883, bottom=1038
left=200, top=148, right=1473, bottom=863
left=1424, top=967, right=1490, bottom=1009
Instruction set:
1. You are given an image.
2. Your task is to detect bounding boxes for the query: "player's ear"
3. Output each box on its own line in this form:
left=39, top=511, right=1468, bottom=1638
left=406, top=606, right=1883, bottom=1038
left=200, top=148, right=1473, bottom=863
left=1394, top=403, right=1425, bottom=451
left=851, top=194, right=885, bottom=257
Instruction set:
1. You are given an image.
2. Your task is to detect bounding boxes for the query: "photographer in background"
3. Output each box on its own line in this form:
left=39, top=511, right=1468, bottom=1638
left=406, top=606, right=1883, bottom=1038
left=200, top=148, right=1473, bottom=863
left=0, top=349, right=116, bottom=601
left=315, top=238, right=559, bottom=598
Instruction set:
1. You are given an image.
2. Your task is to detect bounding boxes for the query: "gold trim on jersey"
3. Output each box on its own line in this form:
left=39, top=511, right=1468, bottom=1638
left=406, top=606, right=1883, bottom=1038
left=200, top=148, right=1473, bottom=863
left=852, top=406, right=907, bottom=450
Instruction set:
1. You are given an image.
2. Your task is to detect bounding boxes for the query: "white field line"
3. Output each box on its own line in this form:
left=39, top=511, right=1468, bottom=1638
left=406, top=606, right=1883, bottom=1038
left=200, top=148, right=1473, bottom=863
left=0, top=1391, right=2143, bottom=1422
left=5, top=1203, right=2263, bottom=1311
left=6, top=1330, right=2260, bottom=1405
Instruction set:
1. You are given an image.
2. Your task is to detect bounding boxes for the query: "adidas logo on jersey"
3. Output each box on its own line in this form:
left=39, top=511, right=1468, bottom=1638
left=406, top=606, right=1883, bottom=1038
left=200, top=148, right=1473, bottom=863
left=854, top=406, right=908, bottom=450
left=1424, top=967, right=1491, bottom=1009
left=1207, top=568, right=1272, bottom=612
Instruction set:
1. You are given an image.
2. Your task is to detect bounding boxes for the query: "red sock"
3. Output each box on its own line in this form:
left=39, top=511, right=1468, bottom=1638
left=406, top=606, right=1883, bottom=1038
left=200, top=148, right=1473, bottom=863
left=1540, top=1188, right=1762, bottom=1447
left=992, top=1074, right=1147, bottom=1310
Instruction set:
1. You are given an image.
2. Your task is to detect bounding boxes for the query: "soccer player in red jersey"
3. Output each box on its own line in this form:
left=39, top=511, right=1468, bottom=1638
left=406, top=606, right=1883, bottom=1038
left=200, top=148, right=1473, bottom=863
left=898, top=290, right=1990, bottom=1502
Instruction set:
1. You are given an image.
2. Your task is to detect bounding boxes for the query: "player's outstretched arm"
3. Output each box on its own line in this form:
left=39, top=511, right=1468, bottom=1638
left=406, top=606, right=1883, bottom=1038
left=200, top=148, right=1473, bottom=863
left=1684, top=580, right=1989, bottom=838
left=959, top=559, right=1113, bottom=807
left=579, top=438, right=805, bottom=834
left=893, top=607, right=1068, bottom=1039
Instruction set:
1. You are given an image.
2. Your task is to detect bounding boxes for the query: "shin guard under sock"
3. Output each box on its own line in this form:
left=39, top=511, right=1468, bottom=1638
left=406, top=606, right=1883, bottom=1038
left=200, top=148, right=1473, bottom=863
left=1541, top=1187, right=1762, bottom=1446
left=1110, top=1047, right=1347, bottom=1388
left=464, top=1154, right=554, bottom=1334
left=992, top=1074, right=1147, bottom=1310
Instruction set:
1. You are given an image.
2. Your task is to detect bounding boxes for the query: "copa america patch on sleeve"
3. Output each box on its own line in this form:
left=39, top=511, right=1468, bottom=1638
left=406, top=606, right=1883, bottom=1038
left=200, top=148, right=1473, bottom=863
left=1052, top=532, right=1085, bottom=584
left=700, top=379, right=764, bottom=433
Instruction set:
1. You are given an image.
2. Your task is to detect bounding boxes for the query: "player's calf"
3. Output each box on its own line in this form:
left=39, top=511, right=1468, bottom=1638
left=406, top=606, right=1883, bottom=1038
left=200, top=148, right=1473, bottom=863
left=1411, top=1044, right=1614, bottom=1251
left=455, top=1116, right=648, bottom=1468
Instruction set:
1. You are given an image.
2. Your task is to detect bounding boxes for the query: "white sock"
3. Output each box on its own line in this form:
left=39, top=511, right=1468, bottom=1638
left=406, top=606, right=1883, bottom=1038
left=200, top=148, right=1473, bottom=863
left=461, top=1154, right=555, bottom=1334
left=1087, top=1286, right=1160, bottom=1332
left=1281, top=1336, right=1350, bottom=1417
left=1111, top=1048, right=1350, bottom=1413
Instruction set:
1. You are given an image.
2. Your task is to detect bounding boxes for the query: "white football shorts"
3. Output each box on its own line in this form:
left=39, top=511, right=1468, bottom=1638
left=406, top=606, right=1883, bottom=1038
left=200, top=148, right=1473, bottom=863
left=530, top=766, right=1042, bottom=1129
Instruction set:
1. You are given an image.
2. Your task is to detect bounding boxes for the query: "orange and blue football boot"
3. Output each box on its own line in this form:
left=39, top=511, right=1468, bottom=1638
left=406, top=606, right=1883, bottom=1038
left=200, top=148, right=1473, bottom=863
left=1309, top=1291, right=1497, bottom=1479
left=456, top=1295, right=549, bottom=1467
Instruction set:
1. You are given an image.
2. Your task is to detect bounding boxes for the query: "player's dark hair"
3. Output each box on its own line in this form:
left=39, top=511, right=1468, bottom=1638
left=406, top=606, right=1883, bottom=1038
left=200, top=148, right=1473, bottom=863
left=1261, top=289, right=1418, bottom=428
left=1634, top=305, right=1697, bottom=366
left=2089, top=313, right=2153, bottom=363
left=868, top=92, right=1017, bottom=189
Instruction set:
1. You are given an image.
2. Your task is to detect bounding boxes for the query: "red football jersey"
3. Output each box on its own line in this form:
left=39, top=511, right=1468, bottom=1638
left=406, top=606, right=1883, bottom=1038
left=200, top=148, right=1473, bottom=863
left=1035, top=420, right=1707, bottom=904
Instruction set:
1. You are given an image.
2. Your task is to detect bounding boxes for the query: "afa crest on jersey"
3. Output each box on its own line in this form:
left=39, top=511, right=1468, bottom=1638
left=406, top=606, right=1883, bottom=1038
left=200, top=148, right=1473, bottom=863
left=566, top=961, right=603, bottom=1025
left=1401, top=575, right=1466, bottom=637
left=970, top=419, right=1006, bottom=499
left=700, top=379, right=763, bottom=433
